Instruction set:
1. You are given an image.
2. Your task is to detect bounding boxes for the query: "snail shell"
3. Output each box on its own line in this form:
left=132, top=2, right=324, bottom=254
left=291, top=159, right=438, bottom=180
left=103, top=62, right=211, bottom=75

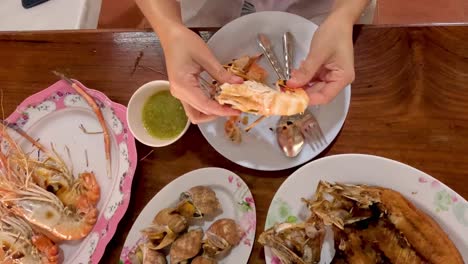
left=170, top=228, right=204, bottom=263
left=153, top=208, right=188, bottom=234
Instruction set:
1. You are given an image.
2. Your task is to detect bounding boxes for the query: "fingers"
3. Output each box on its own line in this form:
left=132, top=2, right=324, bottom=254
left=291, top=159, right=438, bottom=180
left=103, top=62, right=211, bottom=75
left=179, top=85, right=240, bottom=116
left=170, top=77, right=241, bottom=117
left=306, top=71, right=353, bottom=105
left=194, top=48, right=243, bottom=84
left=168, top=40, right=243, bottom=121
left=323, top=63, right=355, bottom=83
left=170, top=48, right=242, bottom=117
left=181, top=101, right=218, bottom=124
left=287, top=52, right=327, bottom=88
left=306, top=81, right=345, bottom=105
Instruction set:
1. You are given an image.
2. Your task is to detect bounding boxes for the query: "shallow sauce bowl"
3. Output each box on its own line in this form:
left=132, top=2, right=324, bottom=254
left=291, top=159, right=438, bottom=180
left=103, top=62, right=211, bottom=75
left=127, top=80, right=190, bottom=147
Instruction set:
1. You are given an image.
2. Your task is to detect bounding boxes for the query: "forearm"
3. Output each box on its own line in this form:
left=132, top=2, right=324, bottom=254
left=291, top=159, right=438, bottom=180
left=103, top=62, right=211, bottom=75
left=134, top=0, right=183, bottom=40
left=330, top=0, right=371, bottom=24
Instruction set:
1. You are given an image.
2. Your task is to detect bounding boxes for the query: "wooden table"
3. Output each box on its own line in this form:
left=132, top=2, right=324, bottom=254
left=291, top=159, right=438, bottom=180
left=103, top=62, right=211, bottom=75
left=1, top=25, right=467, bottom=263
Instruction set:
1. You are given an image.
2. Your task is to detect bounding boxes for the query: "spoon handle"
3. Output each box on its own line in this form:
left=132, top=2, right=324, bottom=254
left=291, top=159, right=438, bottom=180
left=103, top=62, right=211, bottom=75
left=257, top=33, right=286, bottom=80
left=283, top=32, right=293, bottom=79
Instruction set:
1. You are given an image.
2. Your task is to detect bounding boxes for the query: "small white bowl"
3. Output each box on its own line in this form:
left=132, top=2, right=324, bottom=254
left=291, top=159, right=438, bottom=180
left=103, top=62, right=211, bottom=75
left=127, top=80, right=190, bottom=147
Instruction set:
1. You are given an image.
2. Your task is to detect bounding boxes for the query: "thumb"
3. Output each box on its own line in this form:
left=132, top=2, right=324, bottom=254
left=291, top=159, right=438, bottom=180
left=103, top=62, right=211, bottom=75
left=195, top=50, right=243, bottom=84
left=287, top=55, right=325, bottom=88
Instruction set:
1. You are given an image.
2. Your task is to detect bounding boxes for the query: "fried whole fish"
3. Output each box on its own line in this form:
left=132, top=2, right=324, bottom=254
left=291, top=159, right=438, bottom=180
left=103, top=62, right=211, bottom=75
left=258, top=181, right=464, bottom=264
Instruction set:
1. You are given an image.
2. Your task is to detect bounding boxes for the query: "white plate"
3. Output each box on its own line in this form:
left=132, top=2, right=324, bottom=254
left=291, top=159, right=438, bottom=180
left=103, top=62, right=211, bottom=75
left=120, top=167, right=257, bottom=264
left=263, top=154, right=468, bottom=263
left=198, top=11, right=350, bottom=171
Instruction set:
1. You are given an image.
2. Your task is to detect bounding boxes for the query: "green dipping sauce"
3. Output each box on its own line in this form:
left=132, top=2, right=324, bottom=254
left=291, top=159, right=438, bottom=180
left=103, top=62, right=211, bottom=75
left=142, top=90, right=188, bottom=139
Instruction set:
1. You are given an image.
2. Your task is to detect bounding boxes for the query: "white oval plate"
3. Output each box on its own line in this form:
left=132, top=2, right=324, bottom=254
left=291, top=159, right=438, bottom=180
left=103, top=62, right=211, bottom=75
left=5, top=80, right=138, bottom=263
left=263, top=154, right=468, bottom=263
left=198, top=11, right=350, bottom=171
left=120, top=167, right=257, bottom=264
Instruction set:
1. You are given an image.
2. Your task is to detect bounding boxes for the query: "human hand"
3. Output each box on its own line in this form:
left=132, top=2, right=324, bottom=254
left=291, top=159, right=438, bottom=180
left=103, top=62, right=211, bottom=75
left=162, top=26, right=243, bottom=124
left=287, top=13, right=355, bottom=105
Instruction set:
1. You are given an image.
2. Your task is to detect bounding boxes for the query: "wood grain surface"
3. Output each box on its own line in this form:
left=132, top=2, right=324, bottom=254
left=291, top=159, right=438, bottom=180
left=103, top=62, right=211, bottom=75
left=0, top=26, right=467, bottom=263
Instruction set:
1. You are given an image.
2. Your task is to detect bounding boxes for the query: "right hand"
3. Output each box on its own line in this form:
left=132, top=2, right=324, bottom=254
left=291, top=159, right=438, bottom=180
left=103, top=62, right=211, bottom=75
left=162, top=25, right=243, bottom=124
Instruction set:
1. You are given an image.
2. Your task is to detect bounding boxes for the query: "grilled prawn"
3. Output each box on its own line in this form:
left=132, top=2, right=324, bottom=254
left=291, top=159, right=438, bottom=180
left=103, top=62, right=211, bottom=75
left=216, top=80, right=309, bottom=116
left=0, top=163, right=97, bottom=242
left=0, top=206, right=59, bottom=263
left=0, top=122, right=100, bottom=215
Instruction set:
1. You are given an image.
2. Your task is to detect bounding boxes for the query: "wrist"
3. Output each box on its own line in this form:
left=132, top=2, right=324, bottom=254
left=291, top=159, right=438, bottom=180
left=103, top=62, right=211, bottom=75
left=134, top=0, right=184, bottom=42
left=322, top=11, right=354, bottom=36
left=329, top=0, right=370, bottom=25
left=153, top=20, right=186, bottom=43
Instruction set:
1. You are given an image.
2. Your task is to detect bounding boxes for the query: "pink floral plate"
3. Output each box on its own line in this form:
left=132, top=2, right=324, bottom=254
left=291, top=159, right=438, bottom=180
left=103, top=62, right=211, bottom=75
left=264, top=154, right=468, bottom=263
left=120, top=167, right=256, bottom=264
left=5, top=80, right=138, bottom=263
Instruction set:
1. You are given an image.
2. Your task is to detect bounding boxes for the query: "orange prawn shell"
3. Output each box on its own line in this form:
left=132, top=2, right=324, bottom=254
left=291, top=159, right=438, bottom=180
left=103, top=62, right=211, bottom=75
left=217, top=81, right=309, bottom=116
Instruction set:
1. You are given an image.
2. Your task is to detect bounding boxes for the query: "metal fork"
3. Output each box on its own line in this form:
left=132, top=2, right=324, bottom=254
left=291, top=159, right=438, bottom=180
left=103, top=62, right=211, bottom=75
left=295, top=109, right=327, bottom=151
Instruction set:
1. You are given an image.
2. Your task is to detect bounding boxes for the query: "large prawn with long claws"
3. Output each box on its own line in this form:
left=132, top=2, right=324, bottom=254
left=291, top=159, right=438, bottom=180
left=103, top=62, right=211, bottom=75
left=0, top=121, right=100, bottom=216
left=53, top=71, right=112, bottom=179
left=0, top=152, right=98, bottom=242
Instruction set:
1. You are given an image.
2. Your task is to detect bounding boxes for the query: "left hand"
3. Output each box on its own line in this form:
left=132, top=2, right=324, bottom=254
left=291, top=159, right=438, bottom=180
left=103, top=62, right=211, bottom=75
left=287, top=13, right=355, bottom=105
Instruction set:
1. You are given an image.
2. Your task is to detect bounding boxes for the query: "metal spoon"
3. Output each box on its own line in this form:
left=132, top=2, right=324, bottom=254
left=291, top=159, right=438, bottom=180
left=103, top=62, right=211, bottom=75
left=275, top=32, right=305, bottom=158
left=276, top=115, right=304, bottom=157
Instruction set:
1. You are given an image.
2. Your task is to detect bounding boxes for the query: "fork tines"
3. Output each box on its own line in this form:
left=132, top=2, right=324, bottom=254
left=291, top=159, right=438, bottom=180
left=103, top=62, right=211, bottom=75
left=298, top=111, right=327, bottom=151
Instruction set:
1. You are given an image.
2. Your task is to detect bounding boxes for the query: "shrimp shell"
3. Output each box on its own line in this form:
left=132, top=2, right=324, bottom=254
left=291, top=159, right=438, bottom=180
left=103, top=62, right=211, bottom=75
left=216, top=81, right=309, bottom=116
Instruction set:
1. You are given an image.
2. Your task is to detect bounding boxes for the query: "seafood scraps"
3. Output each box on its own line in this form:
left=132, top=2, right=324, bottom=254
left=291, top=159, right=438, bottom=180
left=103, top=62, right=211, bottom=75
left=216, top=80, right=309, bottom=116
left=223, top=54, right=268, bottom=83
left=224, top=116, right=242, bottom=144
left=258, top=220, right=324, bottom=264
left=258, top=181, right=463, bottom=264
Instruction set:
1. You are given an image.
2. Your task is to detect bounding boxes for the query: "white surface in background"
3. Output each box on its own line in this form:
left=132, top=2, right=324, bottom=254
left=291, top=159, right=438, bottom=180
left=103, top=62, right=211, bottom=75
left=0, top=0, right=102, bottom=31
